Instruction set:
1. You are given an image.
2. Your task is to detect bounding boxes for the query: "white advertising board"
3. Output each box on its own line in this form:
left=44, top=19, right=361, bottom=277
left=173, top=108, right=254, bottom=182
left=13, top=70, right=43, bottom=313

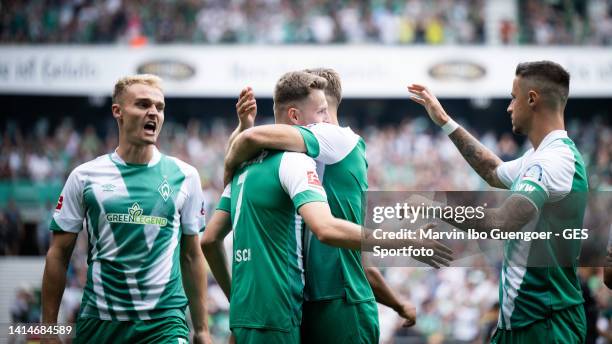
left=0, top=45, right=610, bottom=98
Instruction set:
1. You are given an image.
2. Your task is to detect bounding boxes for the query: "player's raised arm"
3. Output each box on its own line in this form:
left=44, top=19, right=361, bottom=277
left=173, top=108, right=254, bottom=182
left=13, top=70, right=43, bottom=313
left=226, top=87, right=258, bottom=154
left=407, top=84, right=506, bottom=189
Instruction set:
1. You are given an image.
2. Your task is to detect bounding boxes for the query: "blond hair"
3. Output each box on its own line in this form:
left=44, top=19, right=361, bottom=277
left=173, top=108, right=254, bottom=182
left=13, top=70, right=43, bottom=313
left=303, top=68, right=342, bottom=105
left=273, top=71, right=328, bottom=113
left=112, top=74, right=163, bottom=104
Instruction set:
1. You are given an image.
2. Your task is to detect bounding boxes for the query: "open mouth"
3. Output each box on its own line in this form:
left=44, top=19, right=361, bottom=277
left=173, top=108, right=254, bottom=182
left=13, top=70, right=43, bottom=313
left=144, top=121, right=157, bottom=135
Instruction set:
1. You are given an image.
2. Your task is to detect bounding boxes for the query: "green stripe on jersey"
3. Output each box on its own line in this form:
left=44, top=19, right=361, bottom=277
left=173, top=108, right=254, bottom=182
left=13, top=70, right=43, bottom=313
left=299, top=125, right=374, bottom=303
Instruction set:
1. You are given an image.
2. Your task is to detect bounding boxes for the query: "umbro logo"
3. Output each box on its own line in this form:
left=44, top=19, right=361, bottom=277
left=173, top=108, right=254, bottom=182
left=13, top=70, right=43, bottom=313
left=102, top=183, right=116, bottom=192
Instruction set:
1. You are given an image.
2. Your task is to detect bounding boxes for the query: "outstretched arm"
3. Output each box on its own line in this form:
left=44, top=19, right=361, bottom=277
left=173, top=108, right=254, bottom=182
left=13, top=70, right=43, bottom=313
left=408, top=84, right=505, bottom=188
left=299, top=202, right=453, bottom=268
left=201, top=210, right=233, bottom=300
left=409, top=193, right=537, bottom=235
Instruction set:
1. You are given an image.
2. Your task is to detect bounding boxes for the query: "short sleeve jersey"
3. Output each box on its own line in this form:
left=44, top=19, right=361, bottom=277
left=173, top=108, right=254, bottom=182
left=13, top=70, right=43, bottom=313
left=217, top=151, right=327, bottom=331
left=495, top=130, right=588, bottom=329
left=50, top=148, right=206, bottom=321
left=296, top=123, right=375, bottom=304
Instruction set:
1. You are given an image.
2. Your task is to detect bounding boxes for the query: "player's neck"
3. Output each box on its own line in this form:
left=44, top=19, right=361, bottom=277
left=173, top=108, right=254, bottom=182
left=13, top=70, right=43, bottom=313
left=528, top=112, right=565, bottom=150
left=116, top=143, right=155, bottom=164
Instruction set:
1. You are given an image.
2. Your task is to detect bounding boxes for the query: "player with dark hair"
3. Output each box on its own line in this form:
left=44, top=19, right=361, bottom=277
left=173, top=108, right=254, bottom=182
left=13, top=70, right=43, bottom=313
left=42, top=75, right=211, bottom=343
left=408, top=60, right=588, bottom=343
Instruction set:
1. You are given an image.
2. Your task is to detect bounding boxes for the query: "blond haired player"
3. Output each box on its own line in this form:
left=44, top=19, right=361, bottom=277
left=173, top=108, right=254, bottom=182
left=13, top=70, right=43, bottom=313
left=42, top=75, right=211, bottom=344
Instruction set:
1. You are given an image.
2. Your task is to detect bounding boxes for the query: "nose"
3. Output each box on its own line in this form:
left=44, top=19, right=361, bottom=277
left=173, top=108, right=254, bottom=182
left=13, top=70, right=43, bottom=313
left=147, top=105, right=159, bottom=117
left=506, top=102, right=513, bottom=115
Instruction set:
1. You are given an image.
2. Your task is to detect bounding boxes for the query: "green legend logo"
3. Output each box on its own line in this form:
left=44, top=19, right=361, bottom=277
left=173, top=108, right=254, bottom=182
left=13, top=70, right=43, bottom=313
left=106, top=202, right=168, bottom=226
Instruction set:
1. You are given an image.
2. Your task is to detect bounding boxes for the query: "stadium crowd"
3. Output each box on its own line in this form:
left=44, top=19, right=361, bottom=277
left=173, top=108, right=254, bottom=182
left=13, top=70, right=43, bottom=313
left=519, top=0, right=612, bottom=45
left=0, top=0, right=484, bottom=45
left=2, top=114, right=611, bottom=342
left=1, top=115, right=610, bottom=194
left=0, top=0, right=606, bottom=45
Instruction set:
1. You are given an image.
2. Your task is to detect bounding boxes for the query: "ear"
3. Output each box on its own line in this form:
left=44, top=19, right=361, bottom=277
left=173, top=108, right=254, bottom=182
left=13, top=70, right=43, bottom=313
left=288, top=107, right=299, bottom=124
left=111, top=103, right=122, bottom=120
left=527, top=90, right=538, bottom=107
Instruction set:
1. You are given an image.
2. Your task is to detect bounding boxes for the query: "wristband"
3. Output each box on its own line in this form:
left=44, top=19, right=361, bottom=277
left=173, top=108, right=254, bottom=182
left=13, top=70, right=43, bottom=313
left=441, top=118, right=459, bottom=135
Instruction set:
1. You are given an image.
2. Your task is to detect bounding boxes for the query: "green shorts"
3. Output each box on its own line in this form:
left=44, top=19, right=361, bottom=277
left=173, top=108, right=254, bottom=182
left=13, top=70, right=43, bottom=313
left=74, top=316, right=189, bottom=344
left=491, top=304, right=586, bottom=344
left=232, top=325, right=300, bottom=344
left=301, top=298, right=379, bottom=343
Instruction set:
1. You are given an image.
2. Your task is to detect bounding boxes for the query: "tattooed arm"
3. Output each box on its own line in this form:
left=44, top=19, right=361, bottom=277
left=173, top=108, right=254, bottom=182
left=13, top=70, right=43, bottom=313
left=447, top=128, right=506, bottom=188
left=409, top=193, right=537, bottom=234
left=407, top=84, right=506, bottom=189
left=449, top=195, right=537, bottom=233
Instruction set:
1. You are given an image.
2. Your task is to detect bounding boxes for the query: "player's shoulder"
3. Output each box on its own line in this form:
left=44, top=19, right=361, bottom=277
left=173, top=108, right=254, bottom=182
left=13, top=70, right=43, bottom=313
left=164, top=154, right=199, bottom=178
left=280, top=151, right=316, bottom=168
left=525, top=136, right=580, bottom=196
left=305, top=122, right=359, bottom=137
left=530, top=138, right=575, bottom=169
left=281, top=151, right=315, bottom=162
left=70, top=153, right=114, bottom=176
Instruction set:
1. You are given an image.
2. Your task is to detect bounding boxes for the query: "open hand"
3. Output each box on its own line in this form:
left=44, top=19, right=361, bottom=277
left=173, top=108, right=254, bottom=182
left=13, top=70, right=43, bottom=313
left=407, top=84, right=450, bottom=127
left=236, top=87, right=257, bottom=129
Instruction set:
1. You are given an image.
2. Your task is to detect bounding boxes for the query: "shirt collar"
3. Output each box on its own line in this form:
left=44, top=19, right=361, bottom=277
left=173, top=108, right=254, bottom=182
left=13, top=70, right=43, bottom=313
left=111, top=146, right=161, bottom=167
left=535, top=130, right=568, bottom=152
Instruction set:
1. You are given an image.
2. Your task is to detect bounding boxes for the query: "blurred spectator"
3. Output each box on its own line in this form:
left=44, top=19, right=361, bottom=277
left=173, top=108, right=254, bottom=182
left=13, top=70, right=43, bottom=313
left=10, top=285, right=39, bottom=324
left=36, top=201, right=54, bottom=255
left=520, top=0, right=612, bottom=45
left=499, top=19, right=517, bottom=44
left=2, top=199, right=24, bottom=255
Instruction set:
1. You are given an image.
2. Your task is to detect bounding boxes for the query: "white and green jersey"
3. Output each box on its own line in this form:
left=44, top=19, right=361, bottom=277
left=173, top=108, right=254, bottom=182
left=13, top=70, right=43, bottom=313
left=495, top=130, right=588, bottom=329
left=216, top=151, right=327, bottom=331
left=50, top=148, right=206, bottom=321
left=295, top=123, right=375, bottom=304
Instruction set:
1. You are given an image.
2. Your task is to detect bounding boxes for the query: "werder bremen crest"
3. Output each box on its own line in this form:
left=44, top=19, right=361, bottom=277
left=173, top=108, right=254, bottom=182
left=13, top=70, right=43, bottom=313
left=158, top=178, right=173, bottom=202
